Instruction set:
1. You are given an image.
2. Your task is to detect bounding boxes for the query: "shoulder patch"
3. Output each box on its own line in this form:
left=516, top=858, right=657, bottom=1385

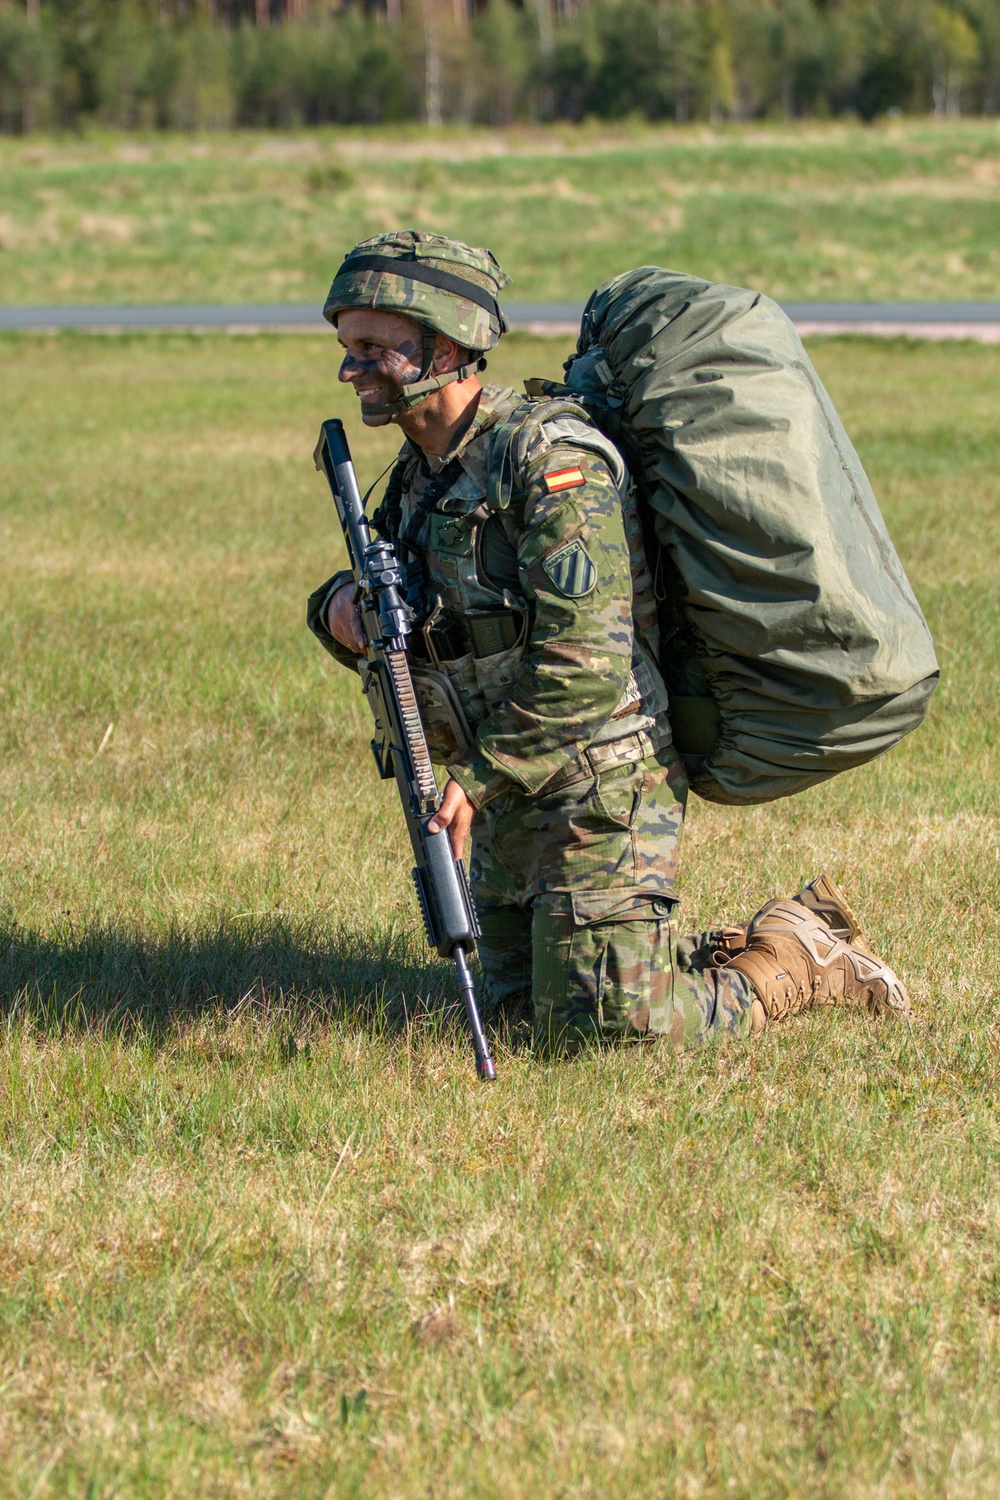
left=543, top=466, right=585, bottom=494
left=542, top=538, right=598, bottom=598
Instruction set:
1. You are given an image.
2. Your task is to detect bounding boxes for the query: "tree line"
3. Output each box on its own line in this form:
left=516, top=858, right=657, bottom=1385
left=1, top=0, right=998, bottom=134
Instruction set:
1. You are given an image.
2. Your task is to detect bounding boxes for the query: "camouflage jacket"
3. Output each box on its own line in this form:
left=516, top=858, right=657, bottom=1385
left=308, top=383, right=673, bottom=808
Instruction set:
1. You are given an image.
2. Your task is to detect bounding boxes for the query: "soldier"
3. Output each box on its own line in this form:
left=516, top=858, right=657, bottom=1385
left=308, top=232, right=909, bottom=1056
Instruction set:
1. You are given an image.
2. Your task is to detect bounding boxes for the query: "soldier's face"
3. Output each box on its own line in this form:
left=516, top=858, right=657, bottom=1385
left=336, top=309, right=426, bottom=426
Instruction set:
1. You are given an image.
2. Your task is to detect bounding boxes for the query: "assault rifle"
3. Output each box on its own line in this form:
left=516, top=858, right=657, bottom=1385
left=314, top=418, right=496, bottom=1082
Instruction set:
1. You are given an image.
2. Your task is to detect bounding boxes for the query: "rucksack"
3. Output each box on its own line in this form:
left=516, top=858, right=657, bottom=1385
left=519, top=266, right=939, bottom=806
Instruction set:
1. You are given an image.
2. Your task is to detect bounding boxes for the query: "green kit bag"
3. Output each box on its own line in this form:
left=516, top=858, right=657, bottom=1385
left=528, top=267, right=939, bottom=805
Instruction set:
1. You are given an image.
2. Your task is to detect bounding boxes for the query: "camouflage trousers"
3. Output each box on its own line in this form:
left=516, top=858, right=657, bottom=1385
left=468, top=746, right=756, bottom=1055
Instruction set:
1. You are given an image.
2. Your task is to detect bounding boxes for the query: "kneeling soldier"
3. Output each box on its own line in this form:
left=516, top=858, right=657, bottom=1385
left=308, top=232, right=909, bottom=1054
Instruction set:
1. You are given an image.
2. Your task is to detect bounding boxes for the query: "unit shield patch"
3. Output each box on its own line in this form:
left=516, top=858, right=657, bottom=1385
left=541, top=538, right=598, bottom=598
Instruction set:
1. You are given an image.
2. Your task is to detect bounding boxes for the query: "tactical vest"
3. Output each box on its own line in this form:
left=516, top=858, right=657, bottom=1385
left=378, top=387, right=671, bottom=771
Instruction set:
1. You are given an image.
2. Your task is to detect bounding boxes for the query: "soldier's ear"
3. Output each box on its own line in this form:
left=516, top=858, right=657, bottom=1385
left=432, top=333, right=468, bottom=375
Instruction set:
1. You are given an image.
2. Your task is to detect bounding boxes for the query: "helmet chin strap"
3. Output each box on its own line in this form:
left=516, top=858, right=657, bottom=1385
left=377, top=356, right=485, bottom=417
left=373, top=328, right=487, bottom=418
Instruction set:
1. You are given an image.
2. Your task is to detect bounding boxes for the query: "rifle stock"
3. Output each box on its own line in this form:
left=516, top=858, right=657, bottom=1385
left=314, top=418, right=496, bottom=1082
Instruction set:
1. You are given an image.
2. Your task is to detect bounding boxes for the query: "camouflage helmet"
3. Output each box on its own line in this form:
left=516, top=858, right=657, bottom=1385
left=323, top=230, right=511, bottom=353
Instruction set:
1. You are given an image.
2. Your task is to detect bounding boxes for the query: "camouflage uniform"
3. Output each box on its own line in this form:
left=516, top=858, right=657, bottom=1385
left=309, top=377, right=756, bottom=1053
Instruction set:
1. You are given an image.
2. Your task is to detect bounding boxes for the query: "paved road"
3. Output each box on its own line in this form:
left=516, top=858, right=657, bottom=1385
left=2, top=301, right=999, bottom=338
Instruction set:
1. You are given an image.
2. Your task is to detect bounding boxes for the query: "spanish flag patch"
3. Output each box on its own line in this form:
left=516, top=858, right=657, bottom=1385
left=543, top=466, right=586, bottom=494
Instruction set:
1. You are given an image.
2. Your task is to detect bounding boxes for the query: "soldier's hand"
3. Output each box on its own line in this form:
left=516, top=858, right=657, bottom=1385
left=326, top=583, right=366, bottom=654
left=427, top=779, right=476, bottom=859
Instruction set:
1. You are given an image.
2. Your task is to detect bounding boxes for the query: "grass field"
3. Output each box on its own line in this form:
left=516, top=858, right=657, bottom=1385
left=1, top=327, right=999, bottom=1497
left=1, top=119, right=1000, bottom=307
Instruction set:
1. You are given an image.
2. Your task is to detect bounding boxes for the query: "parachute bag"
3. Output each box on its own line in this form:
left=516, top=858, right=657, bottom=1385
left=527, top=267, right=939, bottom=806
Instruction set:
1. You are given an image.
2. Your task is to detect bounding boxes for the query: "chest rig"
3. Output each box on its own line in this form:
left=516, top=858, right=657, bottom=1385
left=372, top=389, right=526, bottom=665
left=372, top=389, right=671, bottom=770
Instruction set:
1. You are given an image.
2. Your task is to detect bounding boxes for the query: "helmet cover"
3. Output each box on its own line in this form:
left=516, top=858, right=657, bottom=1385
left=323, top=230, right=511, bottom=353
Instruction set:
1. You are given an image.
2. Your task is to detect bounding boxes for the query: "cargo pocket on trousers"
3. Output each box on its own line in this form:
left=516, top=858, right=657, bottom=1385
left=569, top=888, right=675, bottom=1039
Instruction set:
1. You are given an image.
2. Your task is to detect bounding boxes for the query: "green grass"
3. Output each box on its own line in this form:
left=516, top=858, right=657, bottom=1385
left=1, top=329, right=999, bottom=1497
left=1, top=118, right=999, bottom=306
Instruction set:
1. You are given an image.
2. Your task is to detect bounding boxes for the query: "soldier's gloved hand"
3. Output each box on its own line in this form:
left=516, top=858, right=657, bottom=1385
left=427, top=779, right=476, bottom=860
left=326, top=582, right=367, bottom=654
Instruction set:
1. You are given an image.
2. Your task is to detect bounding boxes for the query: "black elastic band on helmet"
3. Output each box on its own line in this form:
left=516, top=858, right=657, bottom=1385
left=335, top=253, right=507, bottom=329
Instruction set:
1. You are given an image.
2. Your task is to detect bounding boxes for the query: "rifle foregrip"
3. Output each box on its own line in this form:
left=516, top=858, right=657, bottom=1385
left=411, top=867, right=435, bottom=949
left=412, top=829, right=479, bottom=957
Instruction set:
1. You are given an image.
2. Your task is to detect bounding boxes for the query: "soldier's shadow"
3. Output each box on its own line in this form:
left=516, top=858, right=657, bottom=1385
left=0, top=913, right=479, bottom=1043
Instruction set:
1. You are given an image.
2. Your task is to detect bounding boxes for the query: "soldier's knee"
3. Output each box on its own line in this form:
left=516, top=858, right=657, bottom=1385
left=530, top=889, right=675, bottom=1055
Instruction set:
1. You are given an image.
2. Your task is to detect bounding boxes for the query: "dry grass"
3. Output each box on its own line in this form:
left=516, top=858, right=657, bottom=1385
left=0, top=119, right=999, bottom=306
left=0, top=331, right=999, bottom=1497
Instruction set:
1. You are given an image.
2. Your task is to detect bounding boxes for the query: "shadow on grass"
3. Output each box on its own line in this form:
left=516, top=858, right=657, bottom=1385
left=0, top=913, right=467, bottom=1039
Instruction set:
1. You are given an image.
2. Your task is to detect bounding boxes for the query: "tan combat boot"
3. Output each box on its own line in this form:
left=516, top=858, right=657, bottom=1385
left=789, top=873, right=874, bottom=955
left=706, top=872, right=873, bottom=964
left=725, top=900, right=910, bottom=1034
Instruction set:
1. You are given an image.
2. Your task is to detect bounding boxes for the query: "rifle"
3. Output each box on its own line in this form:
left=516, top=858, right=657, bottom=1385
left=314, top=418, right=496, bottom=1082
